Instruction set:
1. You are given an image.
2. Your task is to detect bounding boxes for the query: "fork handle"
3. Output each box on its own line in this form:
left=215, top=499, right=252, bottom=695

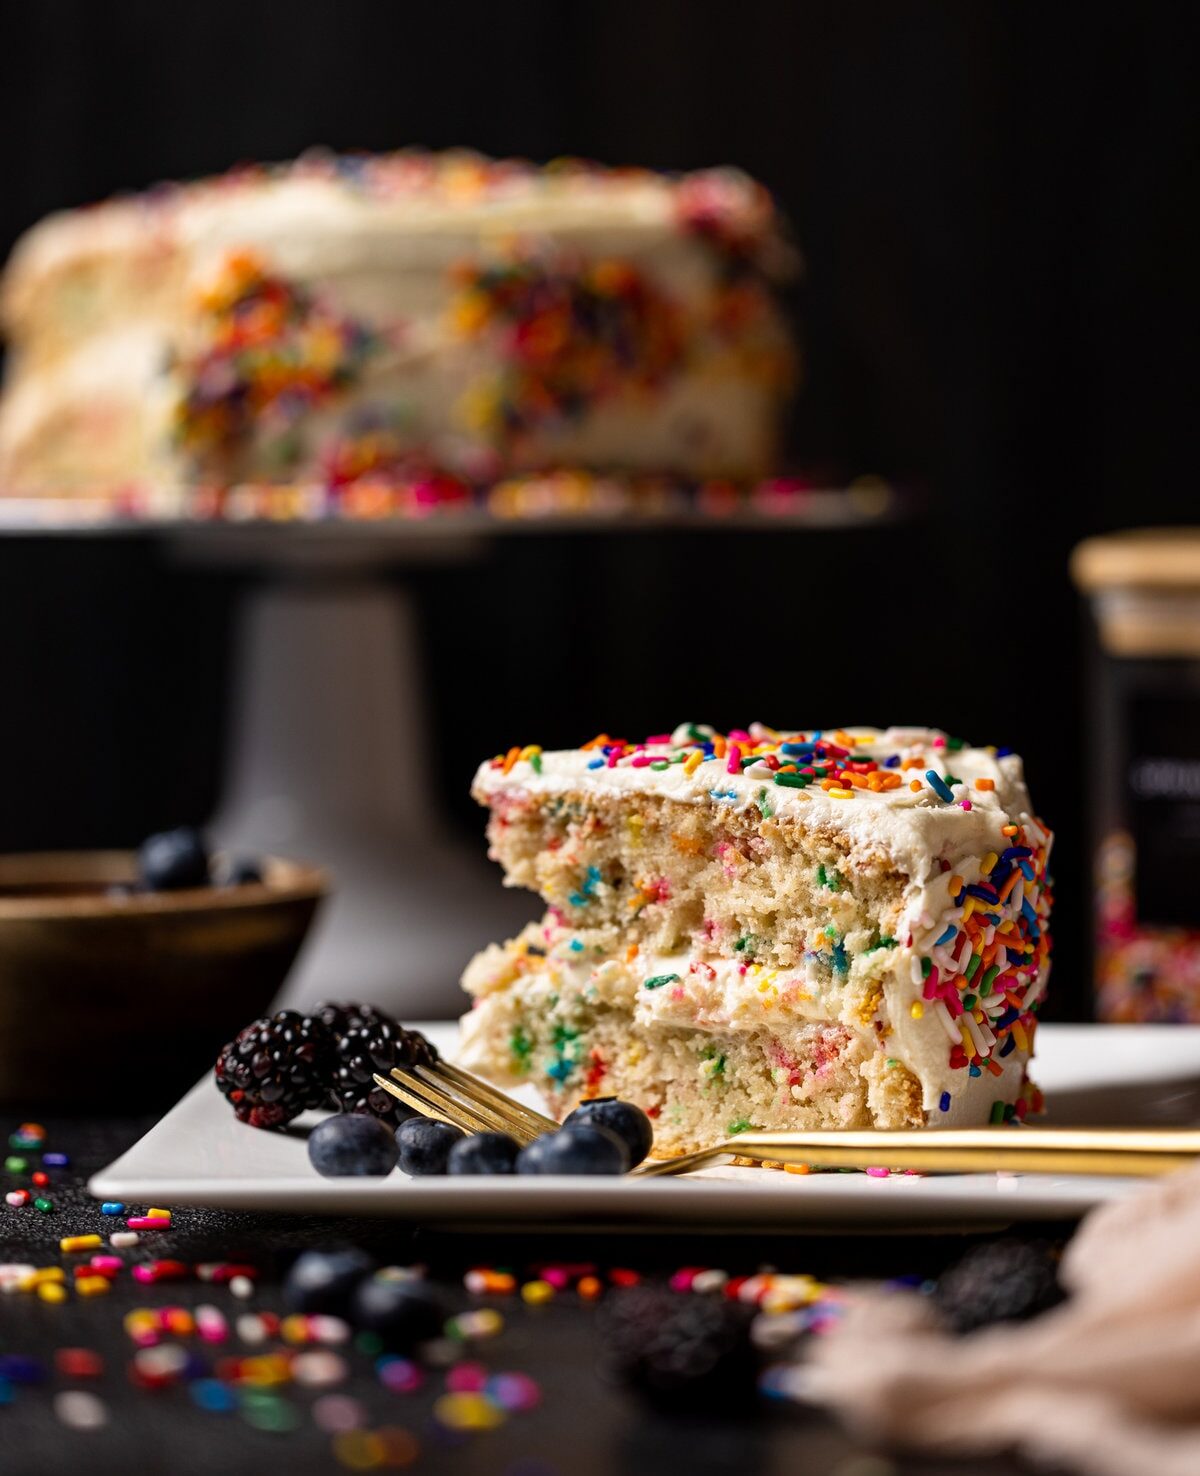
left=644, top=1127, right=1200, bottom=1178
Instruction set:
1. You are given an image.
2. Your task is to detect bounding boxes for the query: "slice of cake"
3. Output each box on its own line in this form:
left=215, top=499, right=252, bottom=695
left=0, top=149, right=795, bottom=505
left=459, top=724, right=1052, bottom=1156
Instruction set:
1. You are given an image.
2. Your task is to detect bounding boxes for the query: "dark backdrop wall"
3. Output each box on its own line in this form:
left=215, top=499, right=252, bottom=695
left=1, top=1, right=1197, bottom=1018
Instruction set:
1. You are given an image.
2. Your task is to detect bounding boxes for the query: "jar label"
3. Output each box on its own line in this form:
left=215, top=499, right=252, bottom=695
left=1130, top=695, right=1200, bottom=928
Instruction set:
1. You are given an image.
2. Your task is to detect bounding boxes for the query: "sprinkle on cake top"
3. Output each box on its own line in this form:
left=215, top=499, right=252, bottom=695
left=474, top=724, right=1047, bottom=879
left=480, top=723, right=1017, bottom=810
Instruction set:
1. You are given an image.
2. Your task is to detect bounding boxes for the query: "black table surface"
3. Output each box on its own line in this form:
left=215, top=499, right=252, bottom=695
left=0, top=1111, right=1058, bottom=1476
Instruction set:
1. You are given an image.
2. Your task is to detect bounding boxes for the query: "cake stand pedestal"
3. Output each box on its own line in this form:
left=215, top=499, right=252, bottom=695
left=168, top=521, right=536, bottom=1016
left=0, top=484, right=906, bottom=1017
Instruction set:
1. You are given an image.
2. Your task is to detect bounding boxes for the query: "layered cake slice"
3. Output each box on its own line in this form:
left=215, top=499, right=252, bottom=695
left=459, top=724, right=1053, bottom=1156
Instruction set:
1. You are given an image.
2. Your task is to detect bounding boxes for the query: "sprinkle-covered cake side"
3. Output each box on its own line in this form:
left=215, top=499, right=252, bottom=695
left=0, top=149, right=795, bottom=500
left=460, top=725, right=1053, bottom=1151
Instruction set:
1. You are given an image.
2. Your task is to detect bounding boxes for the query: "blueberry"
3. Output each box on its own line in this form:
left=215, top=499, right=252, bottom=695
left=221, top=856, right=264, bottom=886
left=283, top=1247, right=375, bottom=1314
left=564, top=1098, right=654, bottom=1167
left=396, top=1118, right=464, bottom=1176
left=350, top=1275, right=445, bottom=1349
left=137, top=827, right=210, bottom=891
left=516, top=1123, right=629, bottom=1175
left=308, top=1113, right=398, bottom=1177
left=447, top=1132, right=520, bottom=1176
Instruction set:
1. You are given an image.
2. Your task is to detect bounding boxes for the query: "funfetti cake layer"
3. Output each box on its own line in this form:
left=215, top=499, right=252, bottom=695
left=459, top=724, right=1053, bottom=1155
left=0, top=149, right=794, bottom=502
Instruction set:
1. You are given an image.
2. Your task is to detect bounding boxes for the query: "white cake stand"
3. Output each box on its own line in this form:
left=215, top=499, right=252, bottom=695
left=0, top=485, right=903, bottom=1017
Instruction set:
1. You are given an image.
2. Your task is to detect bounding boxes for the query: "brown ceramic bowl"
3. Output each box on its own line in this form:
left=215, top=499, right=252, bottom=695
left=0, top=851, right=327, bottom=1108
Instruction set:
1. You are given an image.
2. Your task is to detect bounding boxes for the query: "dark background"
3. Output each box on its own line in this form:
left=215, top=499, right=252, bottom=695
left=1, top=1, right=1198, bottom=1019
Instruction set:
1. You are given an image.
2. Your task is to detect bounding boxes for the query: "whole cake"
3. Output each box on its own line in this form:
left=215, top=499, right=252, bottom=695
left=460, top=724, right=1053, bottom=1156
left=0, top=149, right=794, bottom=504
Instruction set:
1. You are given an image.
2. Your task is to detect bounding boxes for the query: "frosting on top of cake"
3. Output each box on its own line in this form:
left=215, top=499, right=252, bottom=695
left=474, top=724, right=1048, bottom=886
left=3, top=150, right=791, bottom=298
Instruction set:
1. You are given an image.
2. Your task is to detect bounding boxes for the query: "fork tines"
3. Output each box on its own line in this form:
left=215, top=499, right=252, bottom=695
left=372, top=1059, right=557, bottom=1146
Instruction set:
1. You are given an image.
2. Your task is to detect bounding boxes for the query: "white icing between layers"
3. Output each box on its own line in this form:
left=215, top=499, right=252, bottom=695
left=461, top=922, right=1030, bottom=1126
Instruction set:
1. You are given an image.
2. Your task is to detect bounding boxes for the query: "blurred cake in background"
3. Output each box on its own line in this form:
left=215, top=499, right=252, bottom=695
left=0, top=149, right=795, bottom=507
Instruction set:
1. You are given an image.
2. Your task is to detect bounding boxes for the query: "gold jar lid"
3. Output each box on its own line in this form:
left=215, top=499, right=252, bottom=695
left=1072, top=530, right=1200, bottom=591
left=1072, top=531, right=1200, bottom=657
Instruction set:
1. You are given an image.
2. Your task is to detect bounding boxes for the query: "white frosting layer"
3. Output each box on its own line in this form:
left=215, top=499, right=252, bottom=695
left=473, top=726, right=1040, bottom=886
left=5, top=154, right=785, bottom=293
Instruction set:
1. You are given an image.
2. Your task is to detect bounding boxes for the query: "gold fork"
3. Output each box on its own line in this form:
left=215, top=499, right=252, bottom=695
left=375, top=1060, right=557, bottom=1145
left=635, top=1127, right=1200, bottom=1178
left=372, top=1067, right=1200, bottom=1177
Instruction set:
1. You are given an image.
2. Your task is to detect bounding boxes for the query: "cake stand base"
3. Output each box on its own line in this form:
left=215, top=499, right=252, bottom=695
left=175, top=543, right=535, bottom=1017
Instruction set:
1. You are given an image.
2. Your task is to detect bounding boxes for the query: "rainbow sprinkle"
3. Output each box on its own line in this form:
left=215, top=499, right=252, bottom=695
left=174, top=252, right=379, bottom=466
left=450, top=247, right=686, bottom=444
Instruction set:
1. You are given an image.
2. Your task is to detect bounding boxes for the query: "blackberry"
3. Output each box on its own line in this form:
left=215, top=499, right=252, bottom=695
left=214, top=1009, right=332, bottom=1130
left=933, top=1238, right=1063, bottom=1334
left=597, top=1284, right=758, bottom=1412
left=314, top=1002, right=439, bottom=1128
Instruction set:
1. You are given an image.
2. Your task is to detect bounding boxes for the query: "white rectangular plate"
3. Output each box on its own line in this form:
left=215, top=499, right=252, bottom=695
left=91, top=1024, right=1200, bottom=1230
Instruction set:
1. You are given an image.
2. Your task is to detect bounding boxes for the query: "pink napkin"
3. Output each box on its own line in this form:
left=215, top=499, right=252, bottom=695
left=808, top=1165, right=1200, bottom=1476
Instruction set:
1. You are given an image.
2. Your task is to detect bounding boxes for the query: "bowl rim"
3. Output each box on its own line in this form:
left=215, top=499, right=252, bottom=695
left=0, top=851, right=329, bottom=920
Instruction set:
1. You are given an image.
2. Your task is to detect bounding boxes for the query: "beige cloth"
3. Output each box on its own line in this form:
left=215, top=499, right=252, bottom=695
left=809, top=1164, right=1200, bottom=1476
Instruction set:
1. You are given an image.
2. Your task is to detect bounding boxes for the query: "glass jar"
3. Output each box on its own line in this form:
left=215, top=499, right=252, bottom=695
left=1073, top=531, right=1200, bottom=1021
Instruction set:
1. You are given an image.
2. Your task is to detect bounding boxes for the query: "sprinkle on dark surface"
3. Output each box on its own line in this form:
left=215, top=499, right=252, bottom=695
left=1, top=1111, right=1058, bottom=1476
